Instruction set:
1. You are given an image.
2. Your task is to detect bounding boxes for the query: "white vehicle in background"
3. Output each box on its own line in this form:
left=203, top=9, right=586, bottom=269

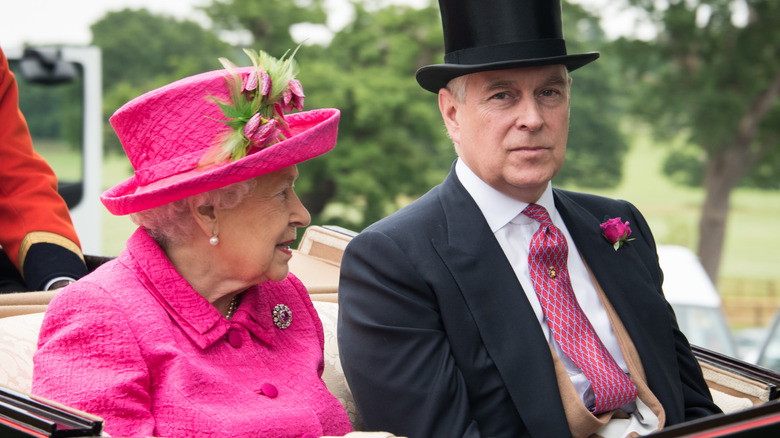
left=752, top=311, right=780, bottom=373
left=657, top=244, right=739, bottom=359
left=6, top=46, right=103, bottom=255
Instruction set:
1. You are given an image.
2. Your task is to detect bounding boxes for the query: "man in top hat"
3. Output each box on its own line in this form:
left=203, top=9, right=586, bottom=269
left=337, top=1, right=721, bottom=437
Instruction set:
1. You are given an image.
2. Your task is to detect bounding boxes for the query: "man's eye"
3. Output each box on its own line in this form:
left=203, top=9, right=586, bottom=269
left=540, top=89, right=559, bottom=97
left=491, top=92, right=509, bottom=100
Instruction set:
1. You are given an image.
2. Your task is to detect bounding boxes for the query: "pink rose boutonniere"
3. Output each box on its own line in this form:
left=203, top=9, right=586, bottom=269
left=600, top=217, right=634, bottom=251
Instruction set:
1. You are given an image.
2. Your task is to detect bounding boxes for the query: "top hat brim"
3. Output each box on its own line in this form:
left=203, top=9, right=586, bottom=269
left=415, top=52, right=600, bottom=94
left=100, top=108, right=340, bottom=216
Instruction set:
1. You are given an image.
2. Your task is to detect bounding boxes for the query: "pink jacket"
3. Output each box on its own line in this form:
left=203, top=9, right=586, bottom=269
left=32, top=228, right=352, bottom=438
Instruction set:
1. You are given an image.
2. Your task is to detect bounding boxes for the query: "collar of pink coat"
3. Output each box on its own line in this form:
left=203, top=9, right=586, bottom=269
left=122, top=228, right=278, bottom=349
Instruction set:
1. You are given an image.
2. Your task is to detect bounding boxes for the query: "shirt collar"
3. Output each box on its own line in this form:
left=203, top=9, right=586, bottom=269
left=455, top=158, right=556, bottom=232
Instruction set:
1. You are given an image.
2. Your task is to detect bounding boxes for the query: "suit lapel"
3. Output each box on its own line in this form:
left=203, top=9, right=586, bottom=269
left=553, top=190, right=675, bottom=384
left=431, top=172, right=571, bottom=437
left=423, top=179, right=679, bottom=433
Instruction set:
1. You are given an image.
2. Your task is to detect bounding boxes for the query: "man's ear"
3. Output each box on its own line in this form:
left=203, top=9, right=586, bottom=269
left=190, top=199, right=218, bottom=239
left=439, top=88, right=461, bottom=145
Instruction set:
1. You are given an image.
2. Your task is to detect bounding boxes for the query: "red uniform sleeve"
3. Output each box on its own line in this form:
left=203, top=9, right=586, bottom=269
left=0, top=47, right=85, bottom=289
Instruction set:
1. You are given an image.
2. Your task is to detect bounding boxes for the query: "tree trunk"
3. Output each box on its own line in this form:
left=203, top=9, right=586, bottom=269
left=698, top=69, right=780, bottom=287
left=698, top=152, right=741, bottom=287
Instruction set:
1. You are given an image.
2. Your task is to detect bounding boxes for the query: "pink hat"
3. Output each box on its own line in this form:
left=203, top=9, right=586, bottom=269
left=101, top=50, right=339, bottom=216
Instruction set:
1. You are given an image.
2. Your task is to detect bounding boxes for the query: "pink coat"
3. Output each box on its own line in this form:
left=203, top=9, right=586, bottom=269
left=32, top=228, right=352, bottom=438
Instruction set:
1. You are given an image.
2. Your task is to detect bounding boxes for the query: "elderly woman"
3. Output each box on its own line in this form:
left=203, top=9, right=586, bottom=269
left=31, top=49, right=353, bottom=438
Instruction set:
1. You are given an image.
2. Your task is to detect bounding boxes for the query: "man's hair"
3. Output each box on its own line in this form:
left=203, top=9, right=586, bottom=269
left=446, top=75, right=468, bottom=103
left=445, top=66, right=572, bottom=103
left=130, top=178, right=257, bottom=246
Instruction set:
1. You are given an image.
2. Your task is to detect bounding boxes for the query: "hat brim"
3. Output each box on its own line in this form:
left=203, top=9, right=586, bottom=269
left=415, top=52, right=600, bottom=93
left=101, top=108, right=340, bottom=216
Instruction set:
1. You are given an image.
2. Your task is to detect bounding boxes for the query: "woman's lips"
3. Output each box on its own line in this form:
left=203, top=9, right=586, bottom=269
left=276, top=240, right=294, bottom=255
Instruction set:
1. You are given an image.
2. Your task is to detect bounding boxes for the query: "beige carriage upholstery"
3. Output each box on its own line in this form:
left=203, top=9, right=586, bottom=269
left=289, top=225, right=356, bottom=303
left=0, top=225, right=776, bottom=430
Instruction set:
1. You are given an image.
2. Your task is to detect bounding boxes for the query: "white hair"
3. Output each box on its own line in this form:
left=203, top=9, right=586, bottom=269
left=130, top=178, right=257, bottom=246
left=445, top=75, right=468, bottom=103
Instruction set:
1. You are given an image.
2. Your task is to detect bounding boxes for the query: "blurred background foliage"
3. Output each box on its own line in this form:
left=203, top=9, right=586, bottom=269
left=82, top=0, right=777, bottom=283
left=613, top=0, right=780, bottom=281
left=90, top=0, right=629, bottom=225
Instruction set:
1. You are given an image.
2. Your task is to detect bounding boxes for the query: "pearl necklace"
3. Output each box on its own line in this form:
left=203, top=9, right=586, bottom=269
left=225, top=296, right=239, bottom=320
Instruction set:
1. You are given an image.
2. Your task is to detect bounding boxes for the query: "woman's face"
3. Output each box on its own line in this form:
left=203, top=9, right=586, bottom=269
left=216, top=165, right=310, bottom=285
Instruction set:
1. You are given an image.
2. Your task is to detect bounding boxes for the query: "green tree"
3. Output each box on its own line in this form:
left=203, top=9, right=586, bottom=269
left=558, top=1, right=629, bottom=188
left=90, top=8, right=232, bottom=154
left=294, top=1, right=453, bottom=230
left=616, top=0, right=780, bottom=284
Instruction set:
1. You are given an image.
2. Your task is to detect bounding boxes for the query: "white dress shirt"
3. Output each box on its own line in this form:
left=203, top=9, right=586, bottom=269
left=454, top=159, right=630, bottom=408
left=454, top=159, right=659, bottom=435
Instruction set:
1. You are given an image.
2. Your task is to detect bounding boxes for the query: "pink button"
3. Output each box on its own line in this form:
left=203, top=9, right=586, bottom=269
left=258, top=382, right=278, bottom=398
left=227, top=330, right=242, bottom=348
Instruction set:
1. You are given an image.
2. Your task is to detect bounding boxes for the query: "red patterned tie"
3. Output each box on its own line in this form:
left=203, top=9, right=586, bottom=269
left=523, top=203, right=637, bottom=414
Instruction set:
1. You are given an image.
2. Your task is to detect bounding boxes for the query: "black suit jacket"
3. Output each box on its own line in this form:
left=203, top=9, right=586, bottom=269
left=338, top=167, right=720, bottom=438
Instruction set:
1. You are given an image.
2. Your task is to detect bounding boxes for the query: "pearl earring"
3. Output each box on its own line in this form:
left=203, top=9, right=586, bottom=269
left=209, top=235, right=219, bottom=246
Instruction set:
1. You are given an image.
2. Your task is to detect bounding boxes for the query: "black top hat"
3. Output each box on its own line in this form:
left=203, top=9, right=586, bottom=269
left=416, top=0, right=600, bottom=93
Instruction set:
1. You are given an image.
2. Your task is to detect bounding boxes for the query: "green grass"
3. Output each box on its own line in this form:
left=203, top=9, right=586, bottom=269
left=32, top=139, right=83, bottom=181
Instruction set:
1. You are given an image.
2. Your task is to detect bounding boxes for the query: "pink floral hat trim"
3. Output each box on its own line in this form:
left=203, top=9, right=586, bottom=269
left=101, top=51, right=339, bottom=216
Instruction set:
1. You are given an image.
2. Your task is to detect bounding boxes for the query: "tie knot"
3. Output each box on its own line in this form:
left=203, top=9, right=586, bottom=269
left=522, top=203, right=552, bottom=226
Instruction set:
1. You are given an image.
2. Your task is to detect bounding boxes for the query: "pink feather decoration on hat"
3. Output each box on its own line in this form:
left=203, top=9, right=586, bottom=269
left=200, top=47, right=302, bottom=166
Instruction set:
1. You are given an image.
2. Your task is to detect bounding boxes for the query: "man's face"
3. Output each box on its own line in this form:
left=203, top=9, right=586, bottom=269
left=439, top=64, right=571, bottom=203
